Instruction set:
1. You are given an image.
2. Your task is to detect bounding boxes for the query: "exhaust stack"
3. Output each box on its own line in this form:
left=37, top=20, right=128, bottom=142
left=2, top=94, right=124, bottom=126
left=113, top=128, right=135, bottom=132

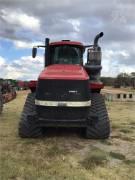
left=94, top=32, right=104, bottom=46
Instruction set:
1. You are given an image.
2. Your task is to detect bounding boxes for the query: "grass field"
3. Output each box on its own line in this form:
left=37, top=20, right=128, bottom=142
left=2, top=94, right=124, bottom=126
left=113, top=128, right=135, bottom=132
left=0, top=91, right=135, bottom=180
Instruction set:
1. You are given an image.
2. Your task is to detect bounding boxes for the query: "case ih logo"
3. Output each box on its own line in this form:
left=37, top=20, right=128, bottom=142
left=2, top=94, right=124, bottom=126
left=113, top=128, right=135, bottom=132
left=69, top=90, right=78, bottom=94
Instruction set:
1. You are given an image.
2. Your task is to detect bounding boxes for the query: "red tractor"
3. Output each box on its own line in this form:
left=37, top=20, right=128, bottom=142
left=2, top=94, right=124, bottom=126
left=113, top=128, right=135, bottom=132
left=19, top=32, right=110, bottom=139
left=0, top=81, right=16, bottom=114
left=0, top=89, right=3, bottom=114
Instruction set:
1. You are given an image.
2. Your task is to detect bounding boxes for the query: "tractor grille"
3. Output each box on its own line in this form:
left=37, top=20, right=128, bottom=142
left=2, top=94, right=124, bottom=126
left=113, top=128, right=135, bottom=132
left=36, top=79, right=90, bottom=120
left=36, top=79, right=90, bottom=101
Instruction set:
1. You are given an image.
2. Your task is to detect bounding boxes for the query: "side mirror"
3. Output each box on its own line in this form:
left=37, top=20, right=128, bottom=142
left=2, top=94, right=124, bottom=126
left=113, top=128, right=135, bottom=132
left=32, top=47, right=37, bottom=58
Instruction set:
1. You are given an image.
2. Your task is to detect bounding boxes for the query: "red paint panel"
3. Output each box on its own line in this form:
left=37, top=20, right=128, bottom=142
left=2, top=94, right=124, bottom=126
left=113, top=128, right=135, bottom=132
left=89, top=82, right=104, bottom=89
left=28, top=80, right=37, bottom=88
left=50, top=41, right=84, bottom=47
left=18, top=81, right=28, bottom=88
left=39, top=65, right=89, bottom=80
left=3, top=92, right=16, bottom=104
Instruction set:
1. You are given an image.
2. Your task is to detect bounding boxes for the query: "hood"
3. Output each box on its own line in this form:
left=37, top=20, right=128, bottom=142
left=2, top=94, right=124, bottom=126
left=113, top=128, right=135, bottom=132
left=39, top=64, right=89, bottom=80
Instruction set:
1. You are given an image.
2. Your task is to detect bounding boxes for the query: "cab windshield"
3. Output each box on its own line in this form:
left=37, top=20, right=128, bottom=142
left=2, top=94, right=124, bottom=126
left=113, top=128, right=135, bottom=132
left=50, top=45, right=82, bottom=64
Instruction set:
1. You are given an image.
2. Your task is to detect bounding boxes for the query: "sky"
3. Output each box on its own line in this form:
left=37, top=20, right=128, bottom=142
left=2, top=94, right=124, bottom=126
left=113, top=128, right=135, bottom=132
left=0, top=0, right=135, bottom=80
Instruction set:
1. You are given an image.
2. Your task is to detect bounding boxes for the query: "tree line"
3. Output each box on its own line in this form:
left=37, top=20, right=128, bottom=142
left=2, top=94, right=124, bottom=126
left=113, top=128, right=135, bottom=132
left=101, top=72, right=135, bottom=89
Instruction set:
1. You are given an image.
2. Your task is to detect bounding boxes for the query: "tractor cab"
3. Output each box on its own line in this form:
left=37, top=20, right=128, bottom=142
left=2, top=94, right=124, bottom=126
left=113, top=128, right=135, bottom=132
left=49, top=42, right=84, bottom=65
left=32, top=39, right=84, bottom=66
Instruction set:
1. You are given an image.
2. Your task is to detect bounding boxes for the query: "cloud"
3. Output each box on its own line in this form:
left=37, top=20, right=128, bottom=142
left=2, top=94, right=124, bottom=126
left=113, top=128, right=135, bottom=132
left=0, top=56, right=5, bottom=66
left=1, top=0, right=134, bottom=42
left=1, top=9, right=40, bottom=31
left=102, top=49, right=135, bottom=77
left=0, top=55, right=44, bottom=80
left=13, top=40, right=42, bottom=49
left=0, top=0, right=134, bottom=78
left=0, top=8, right=41, bottom=41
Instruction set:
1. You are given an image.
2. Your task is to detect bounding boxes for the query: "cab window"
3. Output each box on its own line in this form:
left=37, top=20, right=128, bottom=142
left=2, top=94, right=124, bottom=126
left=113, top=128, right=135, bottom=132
left=50, top=45, right=82, bottom=64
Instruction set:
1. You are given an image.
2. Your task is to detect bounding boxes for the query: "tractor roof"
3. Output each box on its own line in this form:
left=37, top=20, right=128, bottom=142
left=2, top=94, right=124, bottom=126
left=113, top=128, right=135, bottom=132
left=50, top=41, right=84, bottom=47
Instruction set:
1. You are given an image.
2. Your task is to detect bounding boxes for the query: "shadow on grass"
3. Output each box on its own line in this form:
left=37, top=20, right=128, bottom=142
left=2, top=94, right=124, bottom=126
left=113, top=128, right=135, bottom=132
left=80, top=147, right=108, bottom=170
left=46, top=144, right=69, bottom=157
left=100, top=139, right=112, bottom=145
left=124, top=159, right=135, bottom=165
left=120, top=129, right=132, bottom=134
left=109, top=152, right=126, bottom=160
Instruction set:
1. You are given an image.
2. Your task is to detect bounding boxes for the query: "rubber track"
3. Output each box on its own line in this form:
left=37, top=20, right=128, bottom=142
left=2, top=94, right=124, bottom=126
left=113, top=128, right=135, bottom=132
left=18, top=93, right=42, bottom=138
left=86, top=93, right=110, bottom=139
